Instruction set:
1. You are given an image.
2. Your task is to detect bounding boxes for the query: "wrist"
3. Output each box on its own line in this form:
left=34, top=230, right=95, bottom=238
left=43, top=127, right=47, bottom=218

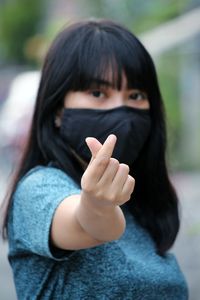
left=76, top=192, right=126, bottom=241
left=80, top=191, right=116, bottom=217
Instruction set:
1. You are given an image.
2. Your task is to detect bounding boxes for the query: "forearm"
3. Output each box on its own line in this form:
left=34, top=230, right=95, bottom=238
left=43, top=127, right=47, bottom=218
left=51, top=193, right=126, bottom=251
left=75, top=192, right=126, bottom=242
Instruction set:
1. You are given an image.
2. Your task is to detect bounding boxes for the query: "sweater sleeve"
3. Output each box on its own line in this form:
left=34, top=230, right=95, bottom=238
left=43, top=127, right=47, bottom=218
left=11, top=166, right=81, bottom=260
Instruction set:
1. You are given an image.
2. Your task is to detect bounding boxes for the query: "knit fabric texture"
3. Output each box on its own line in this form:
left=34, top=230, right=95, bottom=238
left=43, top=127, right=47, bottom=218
left=7, top=166, right=188, bottom=299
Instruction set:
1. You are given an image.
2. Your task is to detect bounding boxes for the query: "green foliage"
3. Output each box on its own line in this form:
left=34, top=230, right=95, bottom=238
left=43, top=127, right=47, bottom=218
left=157, top=52, right=182, bottom=170
left=0, top=0, right=44, bottom=63
left=158, top=54, right=181, bottom=129
left=83, top=0, right=191, bottom=34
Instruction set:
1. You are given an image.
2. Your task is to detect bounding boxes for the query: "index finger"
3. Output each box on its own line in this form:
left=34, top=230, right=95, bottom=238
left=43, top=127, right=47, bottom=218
left=95, top=134, right=117, bottom=160
left=83, top=134, right=117, bottom=184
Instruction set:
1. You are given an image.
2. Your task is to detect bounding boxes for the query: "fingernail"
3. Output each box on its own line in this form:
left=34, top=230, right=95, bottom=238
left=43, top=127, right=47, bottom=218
left=85, top=137, right=92, bottom=144
left=108, top=134, right=116, bottom=141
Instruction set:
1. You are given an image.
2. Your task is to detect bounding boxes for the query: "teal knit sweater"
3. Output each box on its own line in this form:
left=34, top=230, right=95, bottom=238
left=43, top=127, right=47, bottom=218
left=7, top=166, right=188, bottom=299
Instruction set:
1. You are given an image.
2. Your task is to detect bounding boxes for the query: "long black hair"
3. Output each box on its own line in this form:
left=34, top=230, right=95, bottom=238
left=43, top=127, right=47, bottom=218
left=1, top=19, right=179, bottom=255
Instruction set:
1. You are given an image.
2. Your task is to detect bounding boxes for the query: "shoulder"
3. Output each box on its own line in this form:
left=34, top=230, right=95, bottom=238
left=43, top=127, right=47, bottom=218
left=13, top=165, right=81, bottom=206
left=11, top=165, right=81, bottom=225
left=9, top=165, right=81, bottom=259
left=22, top=165, right=76, bottom=183
left=18, top=165, right=80, bottom=190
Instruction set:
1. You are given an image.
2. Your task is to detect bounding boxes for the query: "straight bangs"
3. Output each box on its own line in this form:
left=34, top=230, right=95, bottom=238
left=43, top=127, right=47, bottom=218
left=69, top=28, right=152, bottom=94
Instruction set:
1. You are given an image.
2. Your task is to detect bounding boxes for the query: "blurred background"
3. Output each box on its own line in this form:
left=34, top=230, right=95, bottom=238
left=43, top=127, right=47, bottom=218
left=0, top=0, right=199, bottom=299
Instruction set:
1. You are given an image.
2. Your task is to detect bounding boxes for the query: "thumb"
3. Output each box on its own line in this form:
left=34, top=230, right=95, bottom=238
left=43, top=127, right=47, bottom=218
left=85, top=137, right=102, bottom=159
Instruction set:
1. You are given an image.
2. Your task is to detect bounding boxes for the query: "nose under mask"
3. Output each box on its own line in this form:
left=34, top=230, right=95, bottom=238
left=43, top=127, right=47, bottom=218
left=60, top=106, right=151, bottom=166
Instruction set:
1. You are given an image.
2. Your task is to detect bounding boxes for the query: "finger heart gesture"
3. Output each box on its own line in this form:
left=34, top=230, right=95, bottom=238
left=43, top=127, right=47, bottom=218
left=81, top=134, right=135, bottom=209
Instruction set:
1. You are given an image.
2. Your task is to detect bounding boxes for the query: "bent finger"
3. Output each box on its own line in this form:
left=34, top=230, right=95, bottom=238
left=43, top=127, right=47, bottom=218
left=121, top=175, right=135, bottom=200
left=98, top=158, right=119, bottom=186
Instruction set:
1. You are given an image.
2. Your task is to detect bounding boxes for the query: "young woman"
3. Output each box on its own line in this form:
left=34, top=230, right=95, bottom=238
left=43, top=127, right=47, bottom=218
left=2, top=19, right=188, bottom=299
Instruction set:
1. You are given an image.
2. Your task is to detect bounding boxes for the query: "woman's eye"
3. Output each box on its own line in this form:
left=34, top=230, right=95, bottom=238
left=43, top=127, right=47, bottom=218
left=90, top=90, right=105, bottom=98
left=129, top=92, right=146, bottom=101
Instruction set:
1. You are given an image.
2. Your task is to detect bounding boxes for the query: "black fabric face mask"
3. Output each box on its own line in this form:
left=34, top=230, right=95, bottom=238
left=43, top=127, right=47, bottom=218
left=60, top=106, right=151, bottom=166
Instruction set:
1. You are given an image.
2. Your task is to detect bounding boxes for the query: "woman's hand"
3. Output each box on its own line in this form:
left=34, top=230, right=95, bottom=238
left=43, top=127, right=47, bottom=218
left=80, top=134, right=135, bottom=212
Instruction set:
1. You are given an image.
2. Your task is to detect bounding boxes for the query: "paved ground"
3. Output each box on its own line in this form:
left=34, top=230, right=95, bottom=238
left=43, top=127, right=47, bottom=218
left=0, top=162, right=200, bottom=300
left=171, top=172, right=200, bottom=300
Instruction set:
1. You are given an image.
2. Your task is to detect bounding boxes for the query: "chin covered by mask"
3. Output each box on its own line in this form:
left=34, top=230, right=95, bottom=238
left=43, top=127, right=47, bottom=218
left=60, top=106, right=151, bottom=166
